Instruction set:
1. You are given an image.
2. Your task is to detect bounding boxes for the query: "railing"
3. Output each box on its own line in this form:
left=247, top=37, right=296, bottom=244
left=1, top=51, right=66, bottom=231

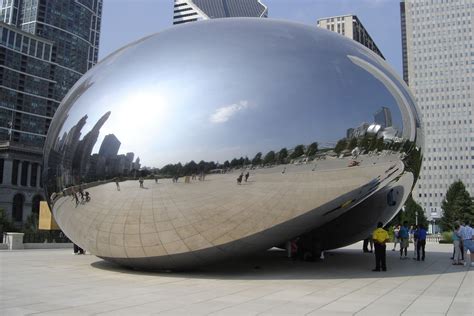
left=22, top=231, right=70, bottom=243
left=426, top=234, right=442, bottom=243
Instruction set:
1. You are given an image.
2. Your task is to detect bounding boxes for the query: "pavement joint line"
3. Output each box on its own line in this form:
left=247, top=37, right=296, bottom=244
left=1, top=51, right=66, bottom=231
left=153, top=282, right=287, bottom=315
left=353, top=257, right=440, bottom=315
left=399, top=260, right=454, bottom=315
left=87, top=277, right=266, bottom=315
left=445, top=267, right=471, bottom=315
left=302, top=275, right=382, bottom=315
left=25, top=277, right=196, bottom=315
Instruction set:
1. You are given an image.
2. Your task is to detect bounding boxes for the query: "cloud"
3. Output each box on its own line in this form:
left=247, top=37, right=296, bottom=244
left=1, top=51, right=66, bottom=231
left=210, top=100, right=250, bottom=123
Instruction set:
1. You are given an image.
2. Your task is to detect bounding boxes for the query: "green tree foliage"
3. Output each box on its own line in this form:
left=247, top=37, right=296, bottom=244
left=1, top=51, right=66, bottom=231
left=334, top=139, right=347, bottom=155
left=306, top=142, right=318, bottom=157
left=0, top=209, right=16, bottom=234
left=23, top=213, right=39, bottom=233
left=402, top=195, right=428, bottom=228
left=277, top=147, right=288, bottom=164
left=358, top=134, right=370, bottom=151
left=251, top=152, right=262, bottom=166
left=290, top=144, right=305, bottom=159
left=347, top=137, right=358, bottom=151
left=263, top=151, right=276, bottom=165
left=440, top=180, right=474, bottom=231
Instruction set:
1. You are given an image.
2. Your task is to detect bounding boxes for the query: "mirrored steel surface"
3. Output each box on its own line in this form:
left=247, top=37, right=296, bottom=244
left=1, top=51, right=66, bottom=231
left=43, top=18, right=422, bottom=270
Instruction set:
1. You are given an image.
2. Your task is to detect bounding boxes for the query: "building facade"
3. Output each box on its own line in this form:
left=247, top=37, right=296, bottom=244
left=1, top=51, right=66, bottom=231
left=316, top=15, right=385, bottom=59
left=401, top=0, right=474, bottom=228
left=173, top=0, right=267, bottom=25
left=0, top=0, right=102, bottom=226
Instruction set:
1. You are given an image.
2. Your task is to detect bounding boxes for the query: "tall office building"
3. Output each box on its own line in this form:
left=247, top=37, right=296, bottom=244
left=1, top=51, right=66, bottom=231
left=374, top=107, right=393, bottom=129
left=0, top=0, right=103, bottom=226
left=401, top=0, right=474, bottom=229
left=317, top=15, right=385, bottom=59
left=173, top=0, right=267, bottom=25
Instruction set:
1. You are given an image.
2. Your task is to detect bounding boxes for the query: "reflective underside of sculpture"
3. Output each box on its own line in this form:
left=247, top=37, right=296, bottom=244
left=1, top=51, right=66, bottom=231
left=43, top=18, right=423, bottom=270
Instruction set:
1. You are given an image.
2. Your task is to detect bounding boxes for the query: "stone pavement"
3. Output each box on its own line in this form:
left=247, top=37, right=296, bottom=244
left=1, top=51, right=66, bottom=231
left=0, top=242, right=472, bottom=315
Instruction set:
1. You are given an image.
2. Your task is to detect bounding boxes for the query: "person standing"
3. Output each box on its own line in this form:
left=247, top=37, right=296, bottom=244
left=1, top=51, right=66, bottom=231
left=392, top=224, right=400, bottom=251
left=363, top=235, right=373, bottom=253
left=411, top=224, right=418, bottom=259
left=452, top=223, right=462, bottom=265
left=459, top=221, right=474, bottom=267
left=399, top=221, right=409, bottom=259
left=416, top=224, right=427, bottom=261
left=372, top=222, right=390, bottom=271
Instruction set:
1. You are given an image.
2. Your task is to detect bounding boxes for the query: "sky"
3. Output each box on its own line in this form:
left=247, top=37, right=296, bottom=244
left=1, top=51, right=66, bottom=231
left=99, top=0, right=403, bottom=76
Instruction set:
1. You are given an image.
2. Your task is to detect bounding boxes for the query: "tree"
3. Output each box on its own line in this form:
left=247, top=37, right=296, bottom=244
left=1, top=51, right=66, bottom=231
left=0, top=209, right=16, bottom=235
left=251, top=153, right=262, bottom=166
left=223, top=160, right=230, bottom=169
left=358, top=134, right=370, bottom=151
left=263, top=150, right=276, bottom=165
left=277, top=148, right=288, bottom=164
left=334, top=139, right=347, bottom=155
left=23, top=213, right=39, bottom=233
left=290, top=144, right=305, bottom=159
left=401, top=195, right=428, bottom=228
left=347, top=137, right=358, bottom=151
left=306, top=142, right=318, bottom=157
left=440, top=180, right=474, bottom=231
left=228, top=158, right=236, bottom=167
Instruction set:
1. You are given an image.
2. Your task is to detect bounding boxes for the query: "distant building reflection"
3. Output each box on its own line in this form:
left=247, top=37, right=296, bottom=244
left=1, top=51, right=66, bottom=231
left=46, top=110, right=139, bottom=193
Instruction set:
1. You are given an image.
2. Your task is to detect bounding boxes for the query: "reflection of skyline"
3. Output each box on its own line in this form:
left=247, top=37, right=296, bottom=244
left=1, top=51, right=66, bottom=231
left=48, top=22, right=410, bottom=168
left=346, top=106, right=400, bottom=142
left=47, top=111, right=140, bottom=191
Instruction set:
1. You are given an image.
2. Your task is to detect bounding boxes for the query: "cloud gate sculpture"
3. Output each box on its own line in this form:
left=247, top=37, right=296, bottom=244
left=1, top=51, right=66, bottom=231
left=43, top=18, right=423, bottom=270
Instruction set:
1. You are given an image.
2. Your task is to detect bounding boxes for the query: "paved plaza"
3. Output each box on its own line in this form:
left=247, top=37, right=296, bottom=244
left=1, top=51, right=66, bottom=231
left=1, top=242, right=472, bottom=315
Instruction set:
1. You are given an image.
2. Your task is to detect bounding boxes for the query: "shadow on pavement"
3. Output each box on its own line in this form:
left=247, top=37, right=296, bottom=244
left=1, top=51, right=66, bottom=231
left=90, top=246, right=468, bottom=280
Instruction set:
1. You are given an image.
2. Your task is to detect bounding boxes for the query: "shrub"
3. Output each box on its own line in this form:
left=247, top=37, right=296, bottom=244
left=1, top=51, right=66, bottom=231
left=441, top=231, right=453, bottom=244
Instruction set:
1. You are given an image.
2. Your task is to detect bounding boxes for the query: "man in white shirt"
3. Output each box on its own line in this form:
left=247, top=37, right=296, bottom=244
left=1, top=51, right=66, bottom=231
left=459, top=221, right=474, bottom=267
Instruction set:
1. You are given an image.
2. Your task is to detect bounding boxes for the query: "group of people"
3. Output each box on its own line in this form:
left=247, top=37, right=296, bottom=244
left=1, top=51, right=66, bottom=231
left=237, top=172, right=250, bottom=184
left=451, top=221, right=474, bottom=267
left=71, top=186, right=90, bottom=206
left=392, top=222, right=427, bottom=261
left=370, top=221, right=428, bottom=272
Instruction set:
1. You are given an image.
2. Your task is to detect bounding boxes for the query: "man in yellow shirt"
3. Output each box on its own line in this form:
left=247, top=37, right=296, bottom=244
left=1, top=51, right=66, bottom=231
left=372, top=221, right=390, bottom=271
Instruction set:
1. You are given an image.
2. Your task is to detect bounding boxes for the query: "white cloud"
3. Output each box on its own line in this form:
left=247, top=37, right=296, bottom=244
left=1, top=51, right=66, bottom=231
left=210, top=100, right=250, bottom=123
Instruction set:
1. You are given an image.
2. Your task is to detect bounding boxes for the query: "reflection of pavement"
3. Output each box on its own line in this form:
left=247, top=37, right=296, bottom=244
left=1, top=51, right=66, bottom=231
left=54, top=154, right=403, bottom=259
left=0, top=243, right=471, bottom=315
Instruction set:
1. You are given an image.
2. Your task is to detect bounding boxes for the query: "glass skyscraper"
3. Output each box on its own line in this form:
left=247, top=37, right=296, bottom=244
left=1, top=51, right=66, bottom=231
left=0, top=0, right=102, bottom=226
left=401, top=0, right=473, bottom=230
left=173, top=0, right=267, bottom=25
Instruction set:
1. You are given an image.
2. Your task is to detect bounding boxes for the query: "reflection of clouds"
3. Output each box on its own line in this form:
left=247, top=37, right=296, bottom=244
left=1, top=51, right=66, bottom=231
left=210, top=100, right=250, bottom=123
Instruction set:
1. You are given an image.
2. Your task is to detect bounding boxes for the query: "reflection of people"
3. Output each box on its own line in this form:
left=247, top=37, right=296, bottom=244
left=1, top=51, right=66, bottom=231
left=139, top=177, right=144, bottom=188
left=372, top=222, right=389, bottom=271
left=245, top=172, right=249, bottom=182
